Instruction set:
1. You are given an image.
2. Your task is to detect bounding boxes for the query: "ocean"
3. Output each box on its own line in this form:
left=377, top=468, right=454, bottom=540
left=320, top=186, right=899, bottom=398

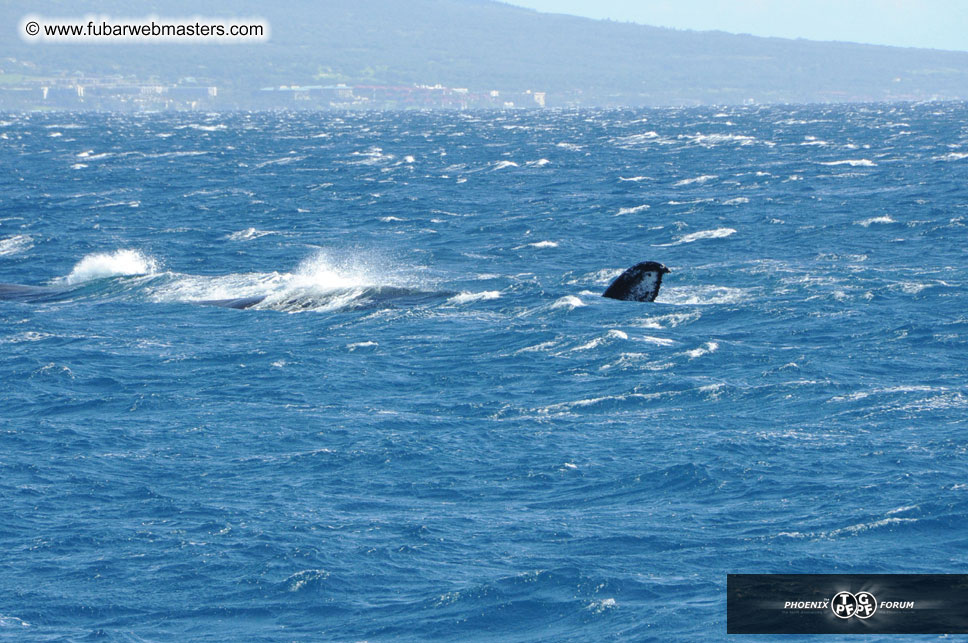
left=1, top=103, right=966, bottom=640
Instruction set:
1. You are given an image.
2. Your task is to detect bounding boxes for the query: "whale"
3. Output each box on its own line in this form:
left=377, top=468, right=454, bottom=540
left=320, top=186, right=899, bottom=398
left=197, top=295, right=267, bottom=309
left=0, top=283, right=451, bottom=311
left=1, top=261, right=671, bottom=309
left=0, top=283, right=266, bottom=309
left=602, top=261, right=670, bottom=302
left=0, top=283, right=69, bottom=303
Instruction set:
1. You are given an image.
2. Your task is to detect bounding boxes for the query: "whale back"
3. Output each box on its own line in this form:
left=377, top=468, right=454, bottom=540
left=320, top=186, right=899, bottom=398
left=602, top=262, right=670, bottom=302
left=0, top=283, right=65, bottom=302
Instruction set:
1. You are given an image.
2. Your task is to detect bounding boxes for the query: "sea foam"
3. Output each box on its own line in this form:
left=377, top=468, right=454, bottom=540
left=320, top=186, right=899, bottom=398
left=61, top=250, right=159, bottom=285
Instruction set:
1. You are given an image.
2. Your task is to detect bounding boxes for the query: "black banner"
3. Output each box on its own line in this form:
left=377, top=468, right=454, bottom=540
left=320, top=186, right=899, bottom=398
left=727, top=574, right=968, bottom=634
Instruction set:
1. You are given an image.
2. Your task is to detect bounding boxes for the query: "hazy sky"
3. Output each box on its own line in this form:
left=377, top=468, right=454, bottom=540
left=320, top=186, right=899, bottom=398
left=503, top=0, right=967, bottom=52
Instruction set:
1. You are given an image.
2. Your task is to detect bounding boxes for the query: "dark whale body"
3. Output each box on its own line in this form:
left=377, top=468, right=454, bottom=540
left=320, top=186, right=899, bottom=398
left=0, top=283, right=265, bottom=309
left=2, top=261, right=672, bottom=309
left=0, top=283, right=69, bottom=303
left=602, top=262, right=670, bottom=302
left=197, top=295, right=267, bottom=309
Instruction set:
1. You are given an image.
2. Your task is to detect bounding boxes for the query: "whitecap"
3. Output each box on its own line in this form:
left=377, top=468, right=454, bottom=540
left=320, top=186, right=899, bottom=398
left=552, top=295, right=585, bottom=309
left=824, top=517, right=917, bottom=538
left=855, top=216, right=895, bottom=227
left=226, top=227, right=276, bottom=241
left=636, top=311, right=701, bottom=329
left=659, top=228, right=736, bottom=246
left=0, top=331, right=53, bottom=345
left=616, top=204, right=650, bottom=215
left=819, top=159, right=876, bottom=167
left=151, top=251, right=426, bottom=313
left=587, top=598, right=617, bottom=613
left=571, top=329, right=627, bottom=351
left=447, top=291, right=501, bottom=304
left=659, top=286, right=750, bottom=305
left=254, top=155, right=307, bottom=169
left=492, top=160, right=519, bottom=170
left=538, top=391, right=665, bottom=414
left=886, top=505, right=918, bottom=515
left=674, top=174, right=718, bottom=186
left=0, top=615, right=30, bottom=628
left=514, top=340, right=557, bottom=354
left=185, top=123, right=226, bottom=132
left=640, top=335, right=677, bottom=346
left=286, top=569, right=329, bottom=592
left=60, top=249, right=159, bottom=285
left=572, top=337, right=605, bottom=351
left=680, top=133, right=756, bottom=146
left=685, top=341, right=719, bottom=358
left=615, top=131, right=663, bottom=146
left=141, top=151, right=209, bottom=159
left=936, top=152, right=968, bottom=161
left=800, top=136, right=830, bottom=146
left=527, top=241, right=558, bottom=248
left=0, top=235, right=33, bottom=256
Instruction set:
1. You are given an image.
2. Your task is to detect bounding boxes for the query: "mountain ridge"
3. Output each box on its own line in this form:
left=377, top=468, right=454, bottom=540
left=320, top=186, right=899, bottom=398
left=2, top=0, right=967, bottom=106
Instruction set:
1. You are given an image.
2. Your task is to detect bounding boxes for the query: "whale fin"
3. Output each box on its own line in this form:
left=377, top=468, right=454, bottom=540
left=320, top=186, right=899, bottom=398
left=602, top=262, right=670, bottom=302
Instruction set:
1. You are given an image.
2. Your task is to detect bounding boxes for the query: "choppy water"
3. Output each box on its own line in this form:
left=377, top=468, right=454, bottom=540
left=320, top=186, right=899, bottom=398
left=1, top=104, right=966, bottom=640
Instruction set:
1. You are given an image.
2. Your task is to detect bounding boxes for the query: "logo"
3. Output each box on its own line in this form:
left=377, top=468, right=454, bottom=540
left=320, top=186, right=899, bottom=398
left=832, top=591, right=877, bottom=619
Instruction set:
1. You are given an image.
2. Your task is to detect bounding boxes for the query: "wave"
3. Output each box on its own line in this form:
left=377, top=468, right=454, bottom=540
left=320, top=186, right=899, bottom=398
left=679, top=133, right=757, bottom=146
left=0, top=615, right=30, bottom=629
left=59, top=249, right=159, bottom=285
left=819, top=159, right=876, bottom=167
left=616, top=204, right=650, bottom=215
left=674, top=174, right=718, bottom=186
left=614, top=131, right=664, bottom=147
left=657, top=228, right=736, bottom=246
left=0, top=235, right=33, bottom=256
left=447, top=291, right=501, bottom=304
left=149, top=252, right=443, bottom=313
left=855, top=216, right=896, bottom=227
left=491, top=160, right=519, bottom=170
left=570, top=329, right=628, bottom=351
left=658, top=285, right=751, bottom=305
left=225, top=227, right=277, bottom=241
left=180, top=123, right=226, bottom=132
left=0, top=249, right=452, bottom=314
left=684, top=341, right=719, bottom=358
left=551, top=295, right=585, bottom=310
left=935, top=151, right=968, bottom=161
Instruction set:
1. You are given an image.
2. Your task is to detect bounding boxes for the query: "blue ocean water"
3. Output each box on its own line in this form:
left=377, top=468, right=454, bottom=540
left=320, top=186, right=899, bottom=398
left=0, top=103, right=966, bottom=640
